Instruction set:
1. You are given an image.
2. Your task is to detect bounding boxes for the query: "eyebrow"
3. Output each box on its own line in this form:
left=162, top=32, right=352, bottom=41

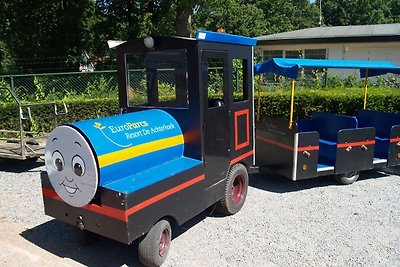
left=74, top=141, right=82, bottom=147
left=52, top=138, right=58, bottom=142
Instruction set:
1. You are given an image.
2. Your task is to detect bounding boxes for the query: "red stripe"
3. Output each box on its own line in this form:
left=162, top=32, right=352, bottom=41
left=256, top=135, right=294, bottom=151
left=42, top=174, right=205, bottom=222
left=256, top=135, right=319, bottom=152
left=42, top=188, right=62, bottom=201
left=298, top=146, right=319, bottom=152
left=230, top=150, right=254, bottom=165
left=234, top=109, right=250, bottom=150
left=390, top=137, right=400, bottom=143
left=337, top=140, right=375, bottom=148
left=125, top=174, right=205, bottom=216
left=83, top=203, right=127, bottom=221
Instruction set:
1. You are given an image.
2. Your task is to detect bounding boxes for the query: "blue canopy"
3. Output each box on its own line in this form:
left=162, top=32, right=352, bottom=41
left=254, top=58, right=400, bottom=79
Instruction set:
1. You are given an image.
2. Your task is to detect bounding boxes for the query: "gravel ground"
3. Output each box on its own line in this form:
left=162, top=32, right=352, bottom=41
left=0, top=158, right=399, bottom=267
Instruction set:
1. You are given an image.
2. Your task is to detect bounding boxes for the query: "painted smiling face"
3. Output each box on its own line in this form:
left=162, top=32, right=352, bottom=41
left=45, top=126, right=98, bottom=207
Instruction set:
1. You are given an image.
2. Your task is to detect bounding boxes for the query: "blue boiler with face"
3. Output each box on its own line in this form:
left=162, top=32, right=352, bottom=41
left=44, top=109, right=184, bottom=207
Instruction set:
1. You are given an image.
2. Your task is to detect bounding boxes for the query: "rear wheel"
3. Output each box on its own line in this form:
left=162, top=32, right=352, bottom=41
left=138, top=219, right=171, bottom=267
left=334, top=171, right=360, bottom=185
left=216, top=163, right=249, bottom=215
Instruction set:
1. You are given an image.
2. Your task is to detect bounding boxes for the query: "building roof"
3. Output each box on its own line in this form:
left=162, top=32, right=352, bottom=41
left=257, top=23, right=400, bottom=45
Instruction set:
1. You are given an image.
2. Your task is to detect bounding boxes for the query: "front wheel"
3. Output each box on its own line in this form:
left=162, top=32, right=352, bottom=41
left=138, top=219, right=171, bottom=267
left=334, top=171, right=360, bottom=185
left=216, top=163, right=249, bottom=215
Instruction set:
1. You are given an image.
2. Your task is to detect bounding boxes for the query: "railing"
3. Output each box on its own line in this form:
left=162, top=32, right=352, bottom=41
left=0, top=70, right=120, bottom=102
left=0, top=67, right=246, bottom=103
left=0, top=86, right=67, bottom=160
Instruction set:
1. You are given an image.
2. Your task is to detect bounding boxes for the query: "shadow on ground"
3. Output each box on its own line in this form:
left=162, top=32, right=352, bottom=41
left=0, top=158, right=44, bottom=173
left=21, top=219, right=145, bottom=266
left=250, top=168, right=393, bottom=193
left=21, top=210, right=210, bottom=267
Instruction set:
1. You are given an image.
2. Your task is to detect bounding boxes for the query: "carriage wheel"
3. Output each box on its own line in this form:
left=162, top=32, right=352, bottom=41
left=217, top=163, right=249, bottom=215
left=334, top=171, right=360, bottom=185
left=138, top=219, right=171, bottom=267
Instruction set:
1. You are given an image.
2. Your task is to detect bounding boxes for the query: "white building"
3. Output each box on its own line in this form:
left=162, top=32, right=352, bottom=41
left=257, top=23, right=400, bottom=77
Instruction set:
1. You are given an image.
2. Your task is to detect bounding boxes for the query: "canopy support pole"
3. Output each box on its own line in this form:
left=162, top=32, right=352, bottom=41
left=363, top=69, right=369, bottom=110
left=289, top=79, right=295, bottom=129
left=257, top=75, right=261, bottom=122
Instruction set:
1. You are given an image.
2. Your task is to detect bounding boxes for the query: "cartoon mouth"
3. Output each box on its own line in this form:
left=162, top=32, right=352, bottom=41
left=60, top=181, right=79, bottom=195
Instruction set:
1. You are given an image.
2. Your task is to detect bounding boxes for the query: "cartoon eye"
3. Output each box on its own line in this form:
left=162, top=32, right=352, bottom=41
left=72, top=155, right=85, bottom=176
left=52, top=151, right=64, bottom=171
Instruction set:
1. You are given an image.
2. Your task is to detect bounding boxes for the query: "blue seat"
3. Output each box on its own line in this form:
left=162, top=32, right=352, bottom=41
left=103, top=156, right=202, bottom=194
left=297, top=112, right=358, bottom=165
left=357, top=109, right=400, bottom=159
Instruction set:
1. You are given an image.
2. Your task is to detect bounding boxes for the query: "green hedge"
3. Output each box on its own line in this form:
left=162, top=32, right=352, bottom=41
left=257, top=88, right=400, bottom=120
left=0, top=88, right=399, bottom=134
left=0, top=98, right=119, bottom=135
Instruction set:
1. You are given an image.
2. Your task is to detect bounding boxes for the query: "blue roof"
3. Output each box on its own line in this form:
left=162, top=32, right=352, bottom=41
left=196, top=30, right=257, bottom=46
left=254, top=58, right=400, bottom=78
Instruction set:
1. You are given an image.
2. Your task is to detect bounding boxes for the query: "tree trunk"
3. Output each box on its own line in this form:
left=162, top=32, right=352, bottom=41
left=126, top=0, right=138, bottom=38
left=175, top=4, right=192, bottom=37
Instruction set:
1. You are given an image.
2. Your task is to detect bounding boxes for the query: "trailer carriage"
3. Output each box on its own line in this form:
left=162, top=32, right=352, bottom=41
left=255, top=58, right=400, bottom=184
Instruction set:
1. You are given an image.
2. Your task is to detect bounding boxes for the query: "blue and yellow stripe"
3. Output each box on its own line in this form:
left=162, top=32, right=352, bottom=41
left=98, top=134, right=184, bottom=168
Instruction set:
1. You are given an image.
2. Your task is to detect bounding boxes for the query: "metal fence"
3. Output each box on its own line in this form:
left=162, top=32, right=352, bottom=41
left=0, top=67, right=245, bottom=102
left=0, top=70, right=121, bottom=102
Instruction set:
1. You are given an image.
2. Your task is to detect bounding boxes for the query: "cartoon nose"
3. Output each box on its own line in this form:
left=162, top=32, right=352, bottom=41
left=65, top=176, right=74, bottom=183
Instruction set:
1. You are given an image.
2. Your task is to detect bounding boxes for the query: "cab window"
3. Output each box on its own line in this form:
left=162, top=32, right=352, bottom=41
left=126, top=49, right=188, bottom=108
left=232, top=58, right=248, bottom=102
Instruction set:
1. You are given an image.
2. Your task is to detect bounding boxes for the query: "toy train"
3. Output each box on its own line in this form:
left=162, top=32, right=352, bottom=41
left=41, top=30, right=400, bottom=266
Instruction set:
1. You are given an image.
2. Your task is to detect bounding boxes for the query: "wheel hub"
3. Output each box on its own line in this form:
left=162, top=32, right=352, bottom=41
left=159, top=228, right=170, bottom=257
left=231, top=174, right=244, bottom=205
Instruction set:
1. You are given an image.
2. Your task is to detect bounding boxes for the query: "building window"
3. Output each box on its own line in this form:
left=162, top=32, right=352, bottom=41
left=305, top=49, right=326, bottom=59
left=263, top=50, right=283, bottom=60
left=286, top=50, right=303, bottom=58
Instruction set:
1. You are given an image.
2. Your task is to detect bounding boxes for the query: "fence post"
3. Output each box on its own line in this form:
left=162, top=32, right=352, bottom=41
left=10, top=75, right=14, bottom=92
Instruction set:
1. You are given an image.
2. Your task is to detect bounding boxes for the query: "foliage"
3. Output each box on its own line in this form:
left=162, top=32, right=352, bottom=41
left=256, top=87, right=400, bottom=121
left=83, top=75, right=118, bottom=98
left=0, top=0, right=95, bottom=73
left=193, top=0, right=267, bottom=37
left=0, top=41, right=14, bottom=74
left=0, top=98, right=120, bottom=135
left=158, top=82, right=176, bottom=101
left=1, top=85, right=399, bottom=134
left=255, top=0, right=320, bottom=34
left=318, top=0, right=399, bottom=26
left=0, top=1, right=400, bottom=74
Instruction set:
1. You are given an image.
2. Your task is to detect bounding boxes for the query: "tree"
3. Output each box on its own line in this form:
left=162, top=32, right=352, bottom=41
left=255, top=0, right=319, bottom=34
left=193, top=0, right=266, bottom=37
left=390, top=0, right=400, bottom=22
left=0, top=41, right=14, bottom=74
left=95, top=0, right=195, bottom=38
left=319, top=0, right=396, bottom=26
left=1, top=0, right=398, bottom=74
left=175, top=0, right=196, bottom=37
left=0, top=0, right=95, bottom=73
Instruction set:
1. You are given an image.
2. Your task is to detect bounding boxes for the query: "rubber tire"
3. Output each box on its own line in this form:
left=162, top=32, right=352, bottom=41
left=216, top=163, right=249, bottom=215
left=68, top=225, right=98, bottom=245
left=138, top=219, right=171, bottom=267
left=334, top=171, right=360, bottom=185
